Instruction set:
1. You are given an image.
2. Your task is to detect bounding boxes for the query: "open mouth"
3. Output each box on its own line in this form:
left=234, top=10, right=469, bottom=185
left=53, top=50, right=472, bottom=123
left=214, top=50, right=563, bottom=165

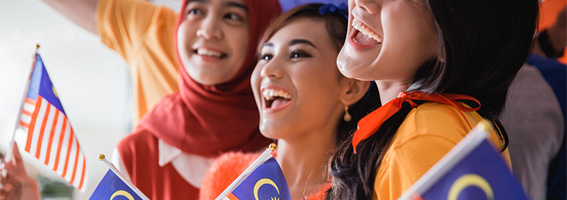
left=194, top=48, right=227, bottom=59
left=352, top=19, right=382, bottom=45
left=262, top=88, right=292, bottom=110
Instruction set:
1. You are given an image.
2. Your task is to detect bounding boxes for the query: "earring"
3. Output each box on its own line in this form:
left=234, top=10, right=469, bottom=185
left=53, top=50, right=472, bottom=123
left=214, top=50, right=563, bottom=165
left=344, top=105, right=352, bottom=122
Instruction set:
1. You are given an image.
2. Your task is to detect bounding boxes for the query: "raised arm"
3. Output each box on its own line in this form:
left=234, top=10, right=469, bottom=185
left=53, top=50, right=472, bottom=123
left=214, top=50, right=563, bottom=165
left=42, top=0, right=99, bottom=34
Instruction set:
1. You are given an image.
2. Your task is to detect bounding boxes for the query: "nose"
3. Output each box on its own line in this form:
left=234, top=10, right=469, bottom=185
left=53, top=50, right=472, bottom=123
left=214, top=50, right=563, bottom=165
left=196, top=16, right=222, bottom=39
left=260, top=59, right=284, bottom=80
left=354, top=0, right=379, bottom=15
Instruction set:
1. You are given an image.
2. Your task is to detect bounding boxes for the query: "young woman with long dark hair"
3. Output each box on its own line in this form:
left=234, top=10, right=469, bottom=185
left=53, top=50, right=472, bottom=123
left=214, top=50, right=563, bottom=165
left=326, top=0, right=539, bottom=199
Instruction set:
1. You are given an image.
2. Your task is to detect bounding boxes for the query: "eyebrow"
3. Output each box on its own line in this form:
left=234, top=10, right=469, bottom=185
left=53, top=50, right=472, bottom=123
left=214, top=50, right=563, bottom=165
left=262, top=39, right=318, bottom=49
left=289, top=39, right=317, bottom=49
left=186, top=0, right=248, bottom=12
left=225, top=1, right=248, bottom=12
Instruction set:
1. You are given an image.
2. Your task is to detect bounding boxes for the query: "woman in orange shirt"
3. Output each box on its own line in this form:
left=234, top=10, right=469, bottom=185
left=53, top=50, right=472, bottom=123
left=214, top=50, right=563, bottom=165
left=325, top=0, right=539, bottom=199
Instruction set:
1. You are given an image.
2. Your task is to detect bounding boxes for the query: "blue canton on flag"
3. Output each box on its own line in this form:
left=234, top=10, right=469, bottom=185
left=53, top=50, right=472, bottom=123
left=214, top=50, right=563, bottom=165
left=15, top=53, right=87, bottom=191
left=399, top=121, right=528, bottom=200
left=227, top=157, right=291, bottom=200
left=90, top=169, right=145, bottom=200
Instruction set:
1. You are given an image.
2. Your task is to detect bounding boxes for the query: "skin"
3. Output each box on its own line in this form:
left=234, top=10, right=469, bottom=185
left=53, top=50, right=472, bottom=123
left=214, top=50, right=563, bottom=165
left=337, top=0, right=438, bottom=104
left=177, top=0, right=250, bottom=85
left=0, top=143, right=41, bottom=200
left=251, top=18, right=368, bottom=199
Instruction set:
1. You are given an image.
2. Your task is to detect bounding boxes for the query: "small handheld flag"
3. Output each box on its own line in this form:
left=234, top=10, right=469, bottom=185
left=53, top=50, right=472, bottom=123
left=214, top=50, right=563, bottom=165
left=89, top=154, right=149, bottom=200
left=398, top=120, right=529, bottom=200
left=10, top=49, right=87, bottom=191
left=217, top=144, right=291, bottom=200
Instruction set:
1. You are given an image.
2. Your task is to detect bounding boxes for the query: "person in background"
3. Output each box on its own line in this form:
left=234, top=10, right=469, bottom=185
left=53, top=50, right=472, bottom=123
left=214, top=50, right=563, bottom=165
left=42, top=0, right=181, bottom=126
left=198, top=4, right=379, bottom=199
left=0, top=144, right=41, bottom=200
left=113, top=0, right=280, bottom=199
left=501, top=5, right=566, bottom=199
left=325, top=0, right=538, bottom=199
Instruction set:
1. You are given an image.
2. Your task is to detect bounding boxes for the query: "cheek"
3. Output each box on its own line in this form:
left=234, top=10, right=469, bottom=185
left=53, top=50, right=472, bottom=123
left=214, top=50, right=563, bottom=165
left=177, top=23, right=195, bottom=53
left=250, top=66, right=263, bottom=105
left=232, top=29, right=250, bottom=55
left=250, top=67, right=262, bottom=92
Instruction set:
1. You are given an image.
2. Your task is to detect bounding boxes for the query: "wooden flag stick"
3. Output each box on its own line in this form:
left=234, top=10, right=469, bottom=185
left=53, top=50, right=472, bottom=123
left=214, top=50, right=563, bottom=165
left=5, top=44, right=41, bottom=162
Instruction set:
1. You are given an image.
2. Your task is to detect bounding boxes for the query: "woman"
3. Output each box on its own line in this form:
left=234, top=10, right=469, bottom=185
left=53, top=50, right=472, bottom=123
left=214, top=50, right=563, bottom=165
left=112, top=0, right=281, bottom=199
left=0, top=0, right=282, bottom=199
left=198, top=4, right=378, bottom=199
left=0, top=0, right=282, bottom=200
left=326, top=0, right=539, bottom=199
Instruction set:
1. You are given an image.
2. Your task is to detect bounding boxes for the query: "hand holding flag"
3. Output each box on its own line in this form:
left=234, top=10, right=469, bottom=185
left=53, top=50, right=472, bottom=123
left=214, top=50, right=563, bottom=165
left=0, top=142, right=41, bottom=200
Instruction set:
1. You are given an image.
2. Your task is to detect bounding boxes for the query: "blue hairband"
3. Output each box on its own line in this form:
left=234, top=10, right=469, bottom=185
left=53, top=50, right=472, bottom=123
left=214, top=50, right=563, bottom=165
left=318, top=3, right=348, bottom=19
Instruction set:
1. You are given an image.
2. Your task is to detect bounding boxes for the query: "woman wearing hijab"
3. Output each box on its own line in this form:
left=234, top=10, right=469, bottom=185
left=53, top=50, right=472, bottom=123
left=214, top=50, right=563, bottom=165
left=114, top=0, right=281, bottom=199
left=0, top=0, right=281, bottom=199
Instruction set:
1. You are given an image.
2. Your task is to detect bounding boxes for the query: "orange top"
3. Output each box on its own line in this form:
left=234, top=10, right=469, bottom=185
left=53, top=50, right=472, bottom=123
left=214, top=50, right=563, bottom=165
left=373, top=102, right=511, bottom=200
left=200, top=152, right=331, bottom=200
left=96, top=0, right=179, bottom=125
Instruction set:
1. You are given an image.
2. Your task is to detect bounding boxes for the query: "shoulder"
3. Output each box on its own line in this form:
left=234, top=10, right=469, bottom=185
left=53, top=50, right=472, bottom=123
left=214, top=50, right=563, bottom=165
left=199, top=152, right=259, bottom=200
left=117, top=128, right=159, bottom=158
left=395, top=102, right=482, bottom=145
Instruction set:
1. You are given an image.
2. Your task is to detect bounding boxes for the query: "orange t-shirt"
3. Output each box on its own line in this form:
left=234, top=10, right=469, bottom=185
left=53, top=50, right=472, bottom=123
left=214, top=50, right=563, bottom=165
left=373, top=102, right=511, bottom=200
left=96, top=0, right=179, bottom=125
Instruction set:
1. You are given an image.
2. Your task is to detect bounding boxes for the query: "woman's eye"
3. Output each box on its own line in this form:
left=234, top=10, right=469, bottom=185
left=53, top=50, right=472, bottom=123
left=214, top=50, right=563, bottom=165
left=290, top=50, right=311, bottom=59
left=225, top=13, right=243, bottom=21
left=259, top=54, right=273, bottom=61
left=188, top=9, right=203, bottom=16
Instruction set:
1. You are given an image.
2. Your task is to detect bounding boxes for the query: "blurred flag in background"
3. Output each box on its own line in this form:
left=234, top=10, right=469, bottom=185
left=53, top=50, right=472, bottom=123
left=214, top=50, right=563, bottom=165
left=14, top=53, right=87, bottom=191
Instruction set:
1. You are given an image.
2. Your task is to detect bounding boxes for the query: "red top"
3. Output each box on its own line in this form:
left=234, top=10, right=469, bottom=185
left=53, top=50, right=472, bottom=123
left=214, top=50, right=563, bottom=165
left=117, top=130, right=199, bottom=199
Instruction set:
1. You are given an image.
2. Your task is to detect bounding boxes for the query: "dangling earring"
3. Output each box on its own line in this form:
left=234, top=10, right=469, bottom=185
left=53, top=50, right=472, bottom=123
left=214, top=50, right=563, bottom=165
left=344, top=105, right=352, bottom=122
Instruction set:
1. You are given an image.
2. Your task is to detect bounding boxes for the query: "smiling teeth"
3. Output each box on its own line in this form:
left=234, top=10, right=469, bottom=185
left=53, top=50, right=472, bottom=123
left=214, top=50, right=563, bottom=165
left=262, top=89, right=291, bottom=101
left=352, top=19, right=383, bottom=43
left=197, top=48, right=223, bottom=58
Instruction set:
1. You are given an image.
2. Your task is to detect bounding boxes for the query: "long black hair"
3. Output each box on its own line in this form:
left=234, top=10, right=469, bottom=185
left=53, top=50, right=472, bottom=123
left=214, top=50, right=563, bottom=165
left=326, top=0, right=539, bottom=199
left=258, top=3, right=380, bottom=143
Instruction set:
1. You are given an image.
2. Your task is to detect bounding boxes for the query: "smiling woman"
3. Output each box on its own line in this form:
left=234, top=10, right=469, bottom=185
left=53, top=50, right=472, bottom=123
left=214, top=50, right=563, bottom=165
left=198, top=4, right=379, bottom=199
left=112, top=0, right=282, bottom=199
left=177, top=0, right=251, bottom=85
left=326, top=0, right=540, bottom=199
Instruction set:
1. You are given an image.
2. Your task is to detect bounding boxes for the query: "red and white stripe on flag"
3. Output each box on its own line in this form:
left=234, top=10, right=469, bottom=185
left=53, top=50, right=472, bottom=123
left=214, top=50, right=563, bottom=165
left=17, top=96, right=87, bottom=191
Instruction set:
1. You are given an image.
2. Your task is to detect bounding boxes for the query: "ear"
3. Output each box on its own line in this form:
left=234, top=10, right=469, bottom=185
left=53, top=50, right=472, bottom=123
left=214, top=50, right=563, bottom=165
left=339, top=78, right=370, bottom=106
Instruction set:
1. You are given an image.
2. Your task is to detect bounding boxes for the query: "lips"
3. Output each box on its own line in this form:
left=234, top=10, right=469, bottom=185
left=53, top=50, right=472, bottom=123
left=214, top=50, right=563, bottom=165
left=261, top=87, right=292, bottom=112
left=351, top=19, right=382, bottom=46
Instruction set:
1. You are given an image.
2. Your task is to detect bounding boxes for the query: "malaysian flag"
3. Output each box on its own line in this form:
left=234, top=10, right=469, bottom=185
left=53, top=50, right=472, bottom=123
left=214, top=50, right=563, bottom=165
left=14, top=53, right=87, bottom=191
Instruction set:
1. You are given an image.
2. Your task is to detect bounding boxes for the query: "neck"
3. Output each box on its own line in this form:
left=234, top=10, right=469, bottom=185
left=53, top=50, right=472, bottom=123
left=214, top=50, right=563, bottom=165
left=375, top=80, right=412, bottom=104
left=276, top=129, right=336, bottom=199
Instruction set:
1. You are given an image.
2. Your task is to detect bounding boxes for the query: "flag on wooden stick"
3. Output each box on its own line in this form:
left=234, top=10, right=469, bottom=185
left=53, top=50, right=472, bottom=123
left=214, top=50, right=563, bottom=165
left=12, top=50, right=87, bottom=191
